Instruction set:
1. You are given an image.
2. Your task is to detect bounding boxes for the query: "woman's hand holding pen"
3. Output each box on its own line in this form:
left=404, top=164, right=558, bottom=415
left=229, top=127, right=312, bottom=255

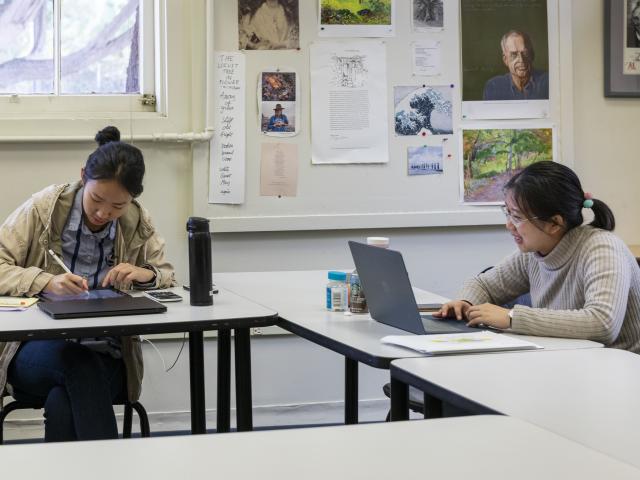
left=44, top=273, right=88, bottom=295
left=102, top=263, right=154, bottom=290
left=45, top=249, right=88, bottom=294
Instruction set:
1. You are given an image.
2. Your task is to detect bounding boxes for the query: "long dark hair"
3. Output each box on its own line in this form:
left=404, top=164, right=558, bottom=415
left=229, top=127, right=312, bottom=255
left=83, top=126, right=145, bottom=197
left=504, top=161, right=615, bottom=232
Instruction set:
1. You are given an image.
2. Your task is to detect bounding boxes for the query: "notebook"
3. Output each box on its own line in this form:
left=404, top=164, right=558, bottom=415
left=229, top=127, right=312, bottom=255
left=381, top=331, right=541, bottom=355
left=38, top=288, right=167, bottom=319
left=348, top=241, right=481, bottom=335
left=0, top=296, right=38, bottom=312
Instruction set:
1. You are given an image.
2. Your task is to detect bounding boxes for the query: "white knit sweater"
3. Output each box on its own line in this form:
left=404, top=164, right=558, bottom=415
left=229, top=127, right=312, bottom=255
left=459, top=225, right=640, bottom=352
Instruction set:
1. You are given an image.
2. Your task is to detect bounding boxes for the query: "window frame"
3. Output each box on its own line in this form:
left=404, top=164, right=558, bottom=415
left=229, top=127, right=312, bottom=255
left=0, top=0, right=160, bottom=118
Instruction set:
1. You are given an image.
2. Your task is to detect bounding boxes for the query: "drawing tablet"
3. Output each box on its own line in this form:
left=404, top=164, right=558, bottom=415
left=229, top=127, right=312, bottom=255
left=38, top=289, right=166, bottom=319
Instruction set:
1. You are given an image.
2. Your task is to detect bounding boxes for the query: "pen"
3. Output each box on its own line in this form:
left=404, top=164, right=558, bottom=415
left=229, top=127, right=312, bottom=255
left=47, top=249, right=88, bottom=291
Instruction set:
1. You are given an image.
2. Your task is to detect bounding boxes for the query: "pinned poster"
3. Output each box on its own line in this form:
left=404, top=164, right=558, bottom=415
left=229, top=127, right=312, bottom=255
left=394, top=85, right=453, bottom=136
left=210, top=52, right=246, bottom=204
left=310, top=40, right=389, bottom=164
left=412, top=41, right=442, bottom=77
left=411, top=0, right=444, bottom=32
left=624, top=0, right=640, bottom=75
left=318, top=0, right=395, bottom=37
left=260, top=143, right=299, bottom=197
left=258, top=69, right=300, bottom=137
left=460, top=126, right=554, bottom=204
left=460, top=0, right=550, bottom=120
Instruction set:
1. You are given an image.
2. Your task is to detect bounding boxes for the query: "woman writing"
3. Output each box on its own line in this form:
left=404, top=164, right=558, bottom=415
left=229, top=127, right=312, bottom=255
left=0, top=126, right=175, bottom=441
left=435, top=161, right=640, bottom=353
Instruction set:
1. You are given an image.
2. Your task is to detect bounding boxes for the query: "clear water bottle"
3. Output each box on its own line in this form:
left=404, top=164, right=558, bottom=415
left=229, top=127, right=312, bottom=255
left=187, top=217, right=213, bottom=306
left=326, top=271, right=348, bottom=312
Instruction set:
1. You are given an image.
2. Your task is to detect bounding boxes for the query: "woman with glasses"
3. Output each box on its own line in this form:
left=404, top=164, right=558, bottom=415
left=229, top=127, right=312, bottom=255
left=435, top=161, right=640, bottom=353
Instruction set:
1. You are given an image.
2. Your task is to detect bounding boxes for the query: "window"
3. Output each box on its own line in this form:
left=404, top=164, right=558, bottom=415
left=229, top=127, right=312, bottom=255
left=0, top=0, right=156, bottom=114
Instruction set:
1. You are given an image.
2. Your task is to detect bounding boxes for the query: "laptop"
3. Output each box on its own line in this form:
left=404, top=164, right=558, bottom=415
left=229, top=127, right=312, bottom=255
left=38, top=288, right=167, bottom=319
left=348, top=241, right=483, bottom=335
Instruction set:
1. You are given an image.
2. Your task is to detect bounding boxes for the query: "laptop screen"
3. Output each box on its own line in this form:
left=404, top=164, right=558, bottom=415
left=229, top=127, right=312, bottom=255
left=348, top=241, right=426, bottom=334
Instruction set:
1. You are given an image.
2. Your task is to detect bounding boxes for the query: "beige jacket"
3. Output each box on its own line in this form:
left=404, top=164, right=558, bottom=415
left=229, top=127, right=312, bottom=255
left=0, top=182, right=175, bottom=402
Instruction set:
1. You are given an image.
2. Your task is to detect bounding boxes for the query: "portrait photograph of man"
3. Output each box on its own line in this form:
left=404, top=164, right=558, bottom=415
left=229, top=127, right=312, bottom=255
left=461, top=0, right=549, bottom=103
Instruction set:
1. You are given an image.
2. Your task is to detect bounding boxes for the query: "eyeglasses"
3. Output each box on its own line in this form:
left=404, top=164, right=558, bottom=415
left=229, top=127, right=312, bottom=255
left=500, top=205, right=538, bottom=227
left=507, top=50, right=531, bottom=61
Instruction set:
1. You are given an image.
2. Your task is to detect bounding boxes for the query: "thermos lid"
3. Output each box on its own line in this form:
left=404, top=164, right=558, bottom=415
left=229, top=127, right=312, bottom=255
left=186, top=216, right=210, bottom=232
left=366, top=237, right=389, bottom=248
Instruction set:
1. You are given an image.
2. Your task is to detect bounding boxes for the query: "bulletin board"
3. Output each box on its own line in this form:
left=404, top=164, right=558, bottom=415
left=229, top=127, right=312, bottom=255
left=193, top=0, right=568, bottom=233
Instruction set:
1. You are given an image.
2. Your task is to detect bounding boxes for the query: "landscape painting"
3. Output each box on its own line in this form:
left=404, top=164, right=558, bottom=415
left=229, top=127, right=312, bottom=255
left=461, top=128, right=553, bottom=203
left=320, top=0, right=392, bottom=25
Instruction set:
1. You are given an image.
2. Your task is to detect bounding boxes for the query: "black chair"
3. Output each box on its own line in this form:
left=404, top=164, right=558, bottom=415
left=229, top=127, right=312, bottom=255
left=0, top=392, right=151, bottom=443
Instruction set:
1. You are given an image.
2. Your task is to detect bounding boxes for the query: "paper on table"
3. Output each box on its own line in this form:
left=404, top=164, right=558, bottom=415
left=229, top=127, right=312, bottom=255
left=0, top=297, right=38, bottom=308
left=381, top=331, right=542, bottom=355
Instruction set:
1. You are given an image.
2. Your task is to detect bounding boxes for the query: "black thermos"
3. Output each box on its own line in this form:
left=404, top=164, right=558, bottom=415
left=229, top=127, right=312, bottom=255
left=187, top=217, right=213, bottom=306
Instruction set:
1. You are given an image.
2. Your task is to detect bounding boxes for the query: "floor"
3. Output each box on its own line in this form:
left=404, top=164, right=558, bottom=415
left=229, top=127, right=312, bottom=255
left=3, top=399, right=419, bottom=443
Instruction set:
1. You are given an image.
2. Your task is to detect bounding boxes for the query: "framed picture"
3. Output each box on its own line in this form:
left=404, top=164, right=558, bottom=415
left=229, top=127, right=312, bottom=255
left=604, top=0, right=640, bottom=97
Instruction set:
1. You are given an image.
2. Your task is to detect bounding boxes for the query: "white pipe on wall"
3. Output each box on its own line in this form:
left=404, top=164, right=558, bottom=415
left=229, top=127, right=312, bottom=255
left=0, top=131, right=214, bottom=143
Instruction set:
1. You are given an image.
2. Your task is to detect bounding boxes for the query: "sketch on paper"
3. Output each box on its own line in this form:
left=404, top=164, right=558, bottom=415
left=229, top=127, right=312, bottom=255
left=394, top=85, right=453, bottom=136
left=320, top=0, right=392, bottom=26
left=331, top=55, right=368, bottom=88
left=412, top=0, right=443, bottom=30
left=461, top=128, right=553, bottom=203
left=238, top=0, right=299, bottom=50
left=310, top=40, right=388, bottom=164
left=407, top=145, right=443, bottom=176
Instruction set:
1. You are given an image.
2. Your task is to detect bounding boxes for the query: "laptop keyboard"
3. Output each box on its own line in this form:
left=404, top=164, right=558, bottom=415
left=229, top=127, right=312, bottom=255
left=420, top=314, right=477, bottom=333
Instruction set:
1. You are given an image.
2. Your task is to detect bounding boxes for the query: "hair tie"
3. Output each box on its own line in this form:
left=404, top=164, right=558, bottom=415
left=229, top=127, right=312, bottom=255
left=583, top=192, right=594, bottom=209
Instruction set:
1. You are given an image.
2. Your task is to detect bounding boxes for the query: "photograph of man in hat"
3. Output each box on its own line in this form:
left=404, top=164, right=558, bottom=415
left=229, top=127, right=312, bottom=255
left=267, top=104, right=289, bottom=132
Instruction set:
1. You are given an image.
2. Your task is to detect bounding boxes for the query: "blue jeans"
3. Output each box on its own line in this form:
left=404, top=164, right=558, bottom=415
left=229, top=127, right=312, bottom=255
left=7, top=340, right=125, bottom=442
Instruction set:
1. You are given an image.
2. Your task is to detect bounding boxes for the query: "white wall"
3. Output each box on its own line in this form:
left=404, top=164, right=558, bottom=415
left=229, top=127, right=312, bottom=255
left=3, top=0, right=639, bottom=426
left=571, top=0, right=640, bottom=242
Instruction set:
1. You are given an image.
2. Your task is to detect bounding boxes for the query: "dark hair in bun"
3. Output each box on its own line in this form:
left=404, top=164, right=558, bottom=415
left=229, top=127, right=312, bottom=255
left=94, top=126, right=121, bottom=146
left=83, top=126, right=145, bottom=198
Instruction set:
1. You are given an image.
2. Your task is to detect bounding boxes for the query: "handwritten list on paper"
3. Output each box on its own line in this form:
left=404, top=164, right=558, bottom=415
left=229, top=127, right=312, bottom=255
left=209, top=52, right=246, bottom=204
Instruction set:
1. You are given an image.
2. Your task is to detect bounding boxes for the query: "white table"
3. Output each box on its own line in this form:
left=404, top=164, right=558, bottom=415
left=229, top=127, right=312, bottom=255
left=0, top=287, right=277, bottom=434
left=390, top=348, right=640, bottom=469
left=215, top=271, right=601, bottom=424
left=1, top=415, right=638, bottom=479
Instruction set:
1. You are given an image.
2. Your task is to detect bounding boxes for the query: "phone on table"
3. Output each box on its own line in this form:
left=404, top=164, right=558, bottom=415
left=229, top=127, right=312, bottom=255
left=182, top=284, right=219, bottom=294
left=417, top=303, right=443, bottom=312
left=143, top=290, right=183, bottom=303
